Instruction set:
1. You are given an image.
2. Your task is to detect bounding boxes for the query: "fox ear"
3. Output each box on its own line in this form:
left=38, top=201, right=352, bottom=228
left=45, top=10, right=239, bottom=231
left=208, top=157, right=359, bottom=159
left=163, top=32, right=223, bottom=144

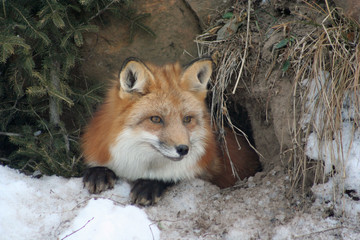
left=181, top=58, right=213, bottom=93
left=118, top=58, right=154, bottom=97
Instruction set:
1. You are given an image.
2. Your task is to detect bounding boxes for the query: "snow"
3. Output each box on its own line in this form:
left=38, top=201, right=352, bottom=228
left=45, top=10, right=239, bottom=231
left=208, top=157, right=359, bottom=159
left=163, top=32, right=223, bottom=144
left=0, top=166, right=158, bottom=240
left=306, top=122, right=360, bottom=189
left=1, top=164, right=359, bottom=239
left=60, top=199, right=159, bottom=240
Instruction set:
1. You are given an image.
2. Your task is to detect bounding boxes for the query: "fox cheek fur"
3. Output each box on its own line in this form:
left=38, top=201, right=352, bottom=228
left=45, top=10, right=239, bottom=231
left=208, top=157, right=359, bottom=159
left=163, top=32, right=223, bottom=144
left=82, top=57, right=262, bottom=206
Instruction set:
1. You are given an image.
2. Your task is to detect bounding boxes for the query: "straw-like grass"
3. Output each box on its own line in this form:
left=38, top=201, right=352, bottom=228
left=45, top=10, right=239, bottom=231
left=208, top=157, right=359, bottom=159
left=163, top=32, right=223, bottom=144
left=195, top=0, right=264, bottom=180
left=287, top=1, right=360, bottom=198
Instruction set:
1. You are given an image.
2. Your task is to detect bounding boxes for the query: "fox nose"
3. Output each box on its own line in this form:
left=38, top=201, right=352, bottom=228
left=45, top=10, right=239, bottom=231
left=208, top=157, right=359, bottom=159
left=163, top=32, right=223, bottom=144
left=176, top=145, right=189, bottom=156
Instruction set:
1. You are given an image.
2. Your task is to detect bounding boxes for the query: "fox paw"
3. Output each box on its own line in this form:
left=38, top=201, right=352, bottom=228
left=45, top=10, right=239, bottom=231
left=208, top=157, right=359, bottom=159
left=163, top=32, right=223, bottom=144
left=83, top=167, right=117, bottom=194
left=130, top=179, right=174, bottom=206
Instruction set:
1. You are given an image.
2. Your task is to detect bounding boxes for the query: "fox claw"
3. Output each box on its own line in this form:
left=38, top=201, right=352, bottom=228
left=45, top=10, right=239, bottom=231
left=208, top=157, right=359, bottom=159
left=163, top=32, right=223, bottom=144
left=83, top=167, right=117, bottom=194
left=130, top=179, right=174, bottom=206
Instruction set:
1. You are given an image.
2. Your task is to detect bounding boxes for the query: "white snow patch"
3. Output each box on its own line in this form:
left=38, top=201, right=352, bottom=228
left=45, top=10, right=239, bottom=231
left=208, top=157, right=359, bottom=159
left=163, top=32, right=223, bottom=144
left=59, top=198, right=159, bottom=240
left=273, top=214, right=339, bottom=240
left=0, top=165, right=159, bottom=240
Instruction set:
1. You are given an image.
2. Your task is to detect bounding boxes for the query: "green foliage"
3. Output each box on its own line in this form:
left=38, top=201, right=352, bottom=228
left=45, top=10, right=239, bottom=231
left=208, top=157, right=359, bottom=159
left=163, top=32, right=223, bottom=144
left=8, top=124, right=83, bottom=177
left=0, top=0, right=154, bottom=177
left=128, top=13, right=156, bottom=42
left=275, top=37, right=295, bottom=49
left=222, top=12, right=234, bottom=19
left=281, top=59, right=290, bottom=72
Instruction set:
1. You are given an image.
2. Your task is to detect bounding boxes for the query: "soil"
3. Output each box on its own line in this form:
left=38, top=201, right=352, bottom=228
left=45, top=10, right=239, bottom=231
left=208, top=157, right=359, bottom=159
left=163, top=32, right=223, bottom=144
left=141, top=168, right=358, bottom=239
left=146, top=168, right=293, bottom=239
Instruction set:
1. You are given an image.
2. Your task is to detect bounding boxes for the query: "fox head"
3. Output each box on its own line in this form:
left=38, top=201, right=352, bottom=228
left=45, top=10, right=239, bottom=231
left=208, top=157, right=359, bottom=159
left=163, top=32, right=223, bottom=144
left=103, top=58, right=214, bottom=180
left=118, top=57, right=212, bottom=101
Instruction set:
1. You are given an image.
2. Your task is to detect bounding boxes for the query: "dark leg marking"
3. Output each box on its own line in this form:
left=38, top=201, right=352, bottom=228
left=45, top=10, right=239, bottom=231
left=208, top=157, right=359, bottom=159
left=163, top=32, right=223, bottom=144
left=83, top=167, right=117, bottom=194
left=130, top=179, right=174, bottom=206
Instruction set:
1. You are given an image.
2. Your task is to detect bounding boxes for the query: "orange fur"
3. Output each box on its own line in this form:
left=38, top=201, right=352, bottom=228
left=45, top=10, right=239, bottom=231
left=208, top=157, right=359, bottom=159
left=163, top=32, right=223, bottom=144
left=82, top=58, right=261, bottom=187
left=206, top=129, right=262, bottom=188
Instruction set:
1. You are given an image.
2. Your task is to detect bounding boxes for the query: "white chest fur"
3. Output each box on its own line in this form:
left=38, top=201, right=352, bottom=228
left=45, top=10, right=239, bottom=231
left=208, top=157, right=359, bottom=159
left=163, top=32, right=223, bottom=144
left=108, top=129, right=206, bottom=182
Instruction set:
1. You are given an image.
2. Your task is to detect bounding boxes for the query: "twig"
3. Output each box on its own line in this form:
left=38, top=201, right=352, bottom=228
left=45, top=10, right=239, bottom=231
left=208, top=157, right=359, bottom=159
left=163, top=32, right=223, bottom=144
left=61, top=217, right=94, bottom=240
left=0, top=131, right=21, bottom=137
left=294, top=226, right=343, bottom=238
left=2, top=0, right=6, bottom=18
left=148, top=222, right=157, bottom=240
left=0, top=157, right=10, bottom=162
left=10, top=4, right=49, bottom=44
left=87, top=0, right=119, bottom=22
left=232, top=0, right=251, bottom=94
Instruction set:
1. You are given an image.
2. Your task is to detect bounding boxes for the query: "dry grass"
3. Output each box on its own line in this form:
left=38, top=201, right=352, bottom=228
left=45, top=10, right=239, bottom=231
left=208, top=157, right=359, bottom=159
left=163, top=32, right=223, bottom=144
left=195, top=0, right=261, bottom=178
left=287, top=1, right=360, bottom=196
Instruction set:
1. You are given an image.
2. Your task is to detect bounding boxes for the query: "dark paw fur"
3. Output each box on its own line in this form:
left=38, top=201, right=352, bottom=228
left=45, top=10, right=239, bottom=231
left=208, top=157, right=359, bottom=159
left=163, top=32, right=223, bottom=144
left=130, top=179, right=174, bottom=206
left=83, top=167, right=117, bottom=194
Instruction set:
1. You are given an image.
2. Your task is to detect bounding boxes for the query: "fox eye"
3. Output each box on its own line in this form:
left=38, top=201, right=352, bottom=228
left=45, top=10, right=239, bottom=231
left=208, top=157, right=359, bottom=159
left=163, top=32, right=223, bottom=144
left=183, top=116, right=192, bottom=124
left=150, top=116, right=163, bottom=124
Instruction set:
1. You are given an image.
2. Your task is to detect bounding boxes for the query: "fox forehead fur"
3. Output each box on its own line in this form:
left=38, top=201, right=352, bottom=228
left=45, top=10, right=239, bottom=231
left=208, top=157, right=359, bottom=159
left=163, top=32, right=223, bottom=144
left=82, top=58, right=218, bottom=182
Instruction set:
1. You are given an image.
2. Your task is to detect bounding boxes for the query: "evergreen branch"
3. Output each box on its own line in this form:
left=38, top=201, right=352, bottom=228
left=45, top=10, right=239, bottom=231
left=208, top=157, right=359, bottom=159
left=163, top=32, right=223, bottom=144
left=83, top=84, right=104, bottom=97
left=45, top=0, right=54, bottom=13
left=37, top=5, right=50, bottom=18
left=1, top=0, right=131, bottom=177
left=73, top=31, right=83, bottom=47
left=2, top=0, right=6, bottom=18
left=64, top=8, right=75, bottom=31
left=0, top=158, right=10, bottom=162
left=24, top=56, right=35, bottom=73
left=59, top=81, right=74, bottom=96
left=61, top=25, right=97, bottom=48
left=26, top=86, right=47, bottom=97
left=11, top=4, right=50, bottom=45
left=32, top=71, right=47, bottom=84
left=52, top=12, right=65, bottom=29
left=133, top=21, right=156, bottom=37
left=76, top=24, right=98, bottom=32
left=40, top=0, right=65, bottom=29
left=0, top=132, right=21, bottom=137
left=0, top=35, right=30, bottom=49
left=0, top=34, right=30, bottom=62
left=123, top=13, right=156, bottom=41
left=87, top=0, right=120, bottom=23
left=60, top=32, right=73, bottom=48
left=67, top=4, right=81, bottom=13
left=64, top=54, right=75, bottom=70
left=48, top=88, right=74, bottom=106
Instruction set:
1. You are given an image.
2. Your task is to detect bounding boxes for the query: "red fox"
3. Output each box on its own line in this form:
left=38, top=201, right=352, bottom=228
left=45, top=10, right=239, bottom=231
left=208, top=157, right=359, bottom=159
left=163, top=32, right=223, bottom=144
left=82, top=57, right=262, bottom=205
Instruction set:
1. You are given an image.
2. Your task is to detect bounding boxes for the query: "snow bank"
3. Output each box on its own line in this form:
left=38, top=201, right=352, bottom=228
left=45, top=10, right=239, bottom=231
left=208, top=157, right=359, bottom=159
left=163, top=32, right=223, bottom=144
left=59, top=199, right=159, bottom=240
left=1, top=164, right=359, bottom=239
left=0, top=166, right=158, bottom=240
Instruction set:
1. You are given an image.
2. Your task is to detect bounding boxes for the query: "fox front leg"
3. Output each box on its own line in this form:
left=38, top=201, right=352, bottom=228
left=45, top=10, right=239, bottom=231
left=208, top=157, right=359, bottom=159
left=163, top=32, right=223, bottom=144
left=83, top=166, right=117, bottom=194
left=130, top=179, right=174, bottom=206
